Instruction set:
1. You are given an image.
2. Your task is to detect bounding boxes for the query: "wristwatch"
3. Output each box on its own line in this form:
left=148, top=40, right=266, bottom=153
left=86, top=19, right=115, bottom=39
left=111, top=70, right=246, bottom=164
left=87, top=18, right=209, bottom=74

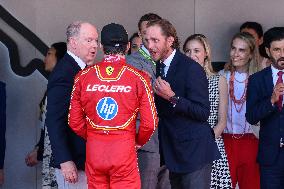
left=169, top=95, right=179, bottom=107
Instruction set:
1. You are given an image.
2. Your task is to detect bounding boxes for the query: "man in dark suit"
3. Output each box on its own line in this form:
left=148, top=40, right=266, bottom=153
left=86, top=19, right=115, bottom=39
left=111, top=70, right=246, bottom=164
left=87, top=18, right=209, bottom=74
left=144, top=19, right=220, bottom=189
left=0, top=81, right=6, bottom=186
left=46, top=21, right=98, bottom=188
left=126, top=13, right=171, bottom=189
left=246, top=27, right=284, bottom=189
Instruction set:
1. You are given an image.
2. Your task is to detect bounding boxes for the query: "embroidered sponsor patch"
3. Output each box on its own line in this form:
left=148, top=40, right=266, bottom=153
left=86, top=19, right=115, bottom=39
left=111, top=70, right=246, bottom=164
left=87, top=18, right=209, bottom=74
left=96, top=97, right=118, bottom=120
left=106, top=66, right=114, bottom=75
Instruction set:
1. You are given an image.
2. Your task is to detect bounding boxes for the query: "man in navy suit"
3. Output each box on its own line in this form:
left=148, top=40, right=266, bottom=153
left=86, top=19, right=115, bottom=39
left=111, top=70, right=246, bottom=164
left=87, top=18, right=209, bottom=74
left=144, top=19, right=219, bottom=189
left=0, top=81, right=6, bottom=186
left=46, top=21, right=98, bottom=188
left=127, top=13, right=171, bottom=189
left=246, top=27, right=284, bottom=189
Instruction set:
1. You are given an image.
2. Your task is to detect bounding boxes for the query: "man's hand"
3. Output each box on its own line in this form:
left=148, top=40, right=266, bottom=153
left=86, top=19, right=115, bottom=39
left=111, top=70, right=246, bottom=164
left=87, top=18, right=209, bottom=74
left=60, top=161, right=78, bottom=184
left=271, top=83, right=284, bottom=104
left=153, top=77, right=175, bottom=100
left=25, top=147, right=39, bottom=167
left=0, top=169, right=4, bottom=185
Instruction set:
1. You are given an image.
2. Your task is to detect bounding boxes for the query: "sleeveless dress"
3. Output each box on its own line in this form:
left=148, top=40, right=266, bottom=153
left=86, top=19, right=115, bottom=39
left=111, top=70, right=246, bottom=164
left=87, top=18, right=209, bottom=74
left=208, top=74, right=232, bottom=189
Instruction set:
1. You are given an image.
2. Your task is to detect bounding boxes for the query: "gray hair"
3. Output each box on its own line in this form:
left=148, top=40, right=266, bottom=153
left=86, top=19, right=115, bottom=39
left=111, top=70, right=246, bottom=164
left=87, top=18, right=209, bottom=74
left=66, top=21, right=83, bottom=42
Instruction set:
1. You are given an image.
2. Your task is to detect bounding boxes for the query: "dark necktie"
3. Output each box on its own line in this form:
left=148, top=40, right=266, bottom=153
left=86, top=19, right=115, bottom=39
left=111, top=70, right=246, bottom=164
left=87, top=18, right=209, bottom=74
left=276, top=71, right=284, bottom=111
left=159, top=63, right=166, bottom=78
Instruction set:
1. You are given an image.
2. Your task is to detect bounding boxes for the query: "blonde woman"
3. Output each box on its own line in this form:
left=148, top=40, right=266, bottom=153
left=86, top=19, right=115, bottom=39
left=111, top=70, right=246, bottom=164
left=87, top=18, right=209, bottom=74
left=183, top=34, right=231, bottom=189
left=220, top=32, right=260, bottom=189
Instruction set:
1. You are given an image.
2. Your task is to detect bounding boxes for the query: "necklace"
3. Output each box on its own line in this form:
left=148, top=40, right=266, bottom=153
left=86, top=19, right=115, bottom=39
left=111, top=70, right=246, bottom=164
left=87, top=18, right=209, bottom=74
left=234, top=74, right=247, bottom=83
left=229, top=71, right=249, bottom=139
left=229, top=71, right=248, bottom=112
left=230, top=99, right=248, bottom=139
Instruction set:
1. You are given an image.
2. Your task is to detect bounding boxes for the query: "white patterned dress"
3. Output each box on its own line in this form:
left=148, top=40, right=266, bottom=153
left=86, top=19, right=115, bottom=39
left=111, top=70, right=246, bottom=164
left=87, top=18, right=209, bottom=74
left=41, top=96, right=58, bottom=189
left=208, top=74, right=232, bottom=189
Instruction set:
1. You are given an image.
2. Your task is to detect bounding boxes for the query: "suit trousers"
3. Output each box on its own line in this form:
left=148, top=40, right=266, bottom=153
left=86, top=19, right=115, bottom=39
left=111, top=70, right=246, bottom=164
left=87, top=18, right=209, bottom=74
left=223, top=133, right=260, bottom=189
left=138, top=150, right=170, bottom=189
left=169, top=163, right=212, bottom=189
left=55, top=169, right=87, bottom=189
left=260, top=148, right=284, bottom=189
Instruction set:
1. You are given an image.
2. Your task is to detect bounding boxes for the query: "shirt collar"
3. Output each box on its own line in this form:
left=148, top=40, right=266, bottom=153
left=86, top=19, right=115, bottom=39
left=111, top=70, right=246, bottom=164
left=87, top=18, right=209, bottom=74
left=141, top=45, right=150, bottom=56
left=162, top=49, right=176, bottom=67
left=271, top=64, right=282, bottom=78
left=270, top=64, right=284, bottom=86
left=67, top=50, right=86, bottom=70
left=103, top=55, right=125, bottom=63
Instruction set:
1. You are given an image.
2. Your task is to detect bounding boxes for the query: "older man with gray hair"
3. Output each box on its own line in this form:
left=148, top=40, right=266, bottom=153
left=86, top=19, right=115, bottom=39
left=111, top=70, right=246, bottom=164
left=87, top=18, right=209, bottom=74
left=46, top=21, right=98, bottom=189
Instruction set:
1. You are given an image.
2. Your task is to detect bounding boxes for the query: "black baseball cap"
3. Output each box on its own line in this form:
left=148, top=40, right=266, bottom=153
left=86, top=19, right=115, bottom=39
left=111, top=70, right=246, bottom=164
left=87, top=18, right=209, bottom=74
left=101, top=23, right=128, bottom=47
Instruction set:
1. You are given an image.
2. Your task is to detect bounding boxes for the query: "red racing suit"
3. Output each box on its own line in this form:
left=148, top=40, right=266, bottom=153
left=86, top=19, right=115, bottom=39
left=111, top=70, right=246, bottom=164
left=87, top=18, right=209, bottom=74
left=68, top=55, right=157, bottom=189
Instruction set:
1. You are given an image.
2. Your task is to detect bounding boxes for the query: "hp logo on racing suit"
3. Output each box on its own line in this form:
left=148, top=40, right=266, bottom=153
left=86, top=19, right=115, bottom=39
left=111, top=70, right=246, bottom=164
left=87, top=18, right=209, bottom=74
left=96, top=97, right=118, bottom=120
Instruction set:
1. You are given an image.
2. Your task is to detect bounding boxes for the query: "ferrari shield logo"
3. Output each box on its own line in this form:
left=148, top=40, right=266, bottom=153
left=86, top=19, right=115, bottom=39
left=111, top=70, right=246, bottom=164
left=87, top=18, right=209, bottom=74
left=106, top=66, right=114, bottom=75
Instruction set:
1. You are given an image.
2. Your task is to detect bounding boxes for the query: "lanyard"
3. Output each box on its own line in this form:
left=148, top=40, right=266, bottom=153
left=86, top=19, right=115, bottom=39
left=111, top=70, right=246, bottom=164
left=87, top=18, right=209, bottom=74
left=138, top=48, right=156, bottom=67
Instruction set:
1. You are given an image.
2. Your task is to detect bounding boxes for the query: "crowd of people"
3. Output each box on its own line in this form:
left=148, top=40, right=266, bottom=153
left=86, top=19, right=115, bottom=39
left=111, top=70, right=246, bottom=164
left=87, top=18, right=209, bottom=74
left=0, top=12, right=283, bottom=189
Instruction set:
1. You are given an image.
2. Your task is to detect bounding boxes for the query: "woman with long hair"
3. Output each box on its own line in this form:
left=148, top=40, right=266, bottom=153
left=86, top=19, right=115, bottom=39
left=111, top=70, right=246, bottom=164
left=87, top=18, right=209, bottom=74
left=220, top=32, right=260, bottom=189
left=183, top=34, right=231, bottom=189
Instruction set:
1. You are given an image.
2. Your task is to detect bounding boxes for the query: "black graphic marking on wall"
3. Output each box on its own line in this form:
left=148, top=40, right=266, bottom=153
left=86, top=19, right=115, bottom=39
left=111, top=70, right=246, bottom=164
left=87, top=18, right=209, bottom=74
left=0, top=5, right=49, bottom=78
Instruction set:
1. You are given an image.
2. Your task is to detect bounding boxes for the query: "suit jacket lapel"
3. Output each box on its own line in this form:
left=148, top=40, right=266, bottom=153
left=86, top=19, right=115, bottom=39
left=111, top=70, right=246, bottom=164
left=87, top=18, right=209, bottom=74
left=65, top=53, right=81, bottom=72
left=264, top=66, right=273, bottom=95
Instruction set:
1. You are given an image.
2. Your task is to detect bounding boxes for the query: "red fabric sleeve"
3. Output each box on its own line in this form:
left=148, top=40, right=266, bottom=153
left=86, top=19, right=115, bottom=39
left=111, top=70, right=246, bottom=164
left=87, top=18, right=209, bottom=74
left=68, top=72, right=87, bottom=140
left=136, top=72, right=158, bottom=146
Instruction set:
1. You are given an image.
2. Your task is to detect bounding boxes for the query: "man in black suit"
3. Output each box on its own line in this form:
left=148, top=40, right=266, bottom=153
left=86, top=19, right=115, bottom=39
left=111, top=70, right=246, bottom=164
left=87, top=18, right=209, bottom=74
left=246, top=27, right=284, bottom=189
left=46, top=21, right=98, bottom=188
left=0, top=81, right=6, bottom=186
left=144, top=19, right=219, bottom=189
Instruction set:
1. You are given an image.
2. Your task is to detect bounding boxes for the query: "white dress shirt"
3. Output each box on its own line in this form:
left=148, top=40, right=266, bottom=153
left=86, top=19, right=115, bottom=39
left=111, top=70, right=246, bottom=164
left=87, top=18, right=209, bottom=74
left=67, top=50, right=86, bottom=70
left=162, top=49, right=176, bottom=76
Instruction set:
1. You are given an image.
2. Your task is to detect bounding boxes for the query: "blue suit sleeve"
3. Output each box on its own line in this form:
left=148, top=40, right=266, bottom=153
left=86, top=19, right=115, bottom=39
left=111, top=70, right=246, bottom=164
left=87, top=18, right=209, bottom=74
left=0, top=82, right=6, bottom=169
left=246, top=75, right=277, bottom=125
left=46, top=70, right=73, bottom=166
left=174, top=63, right=210, bottom=121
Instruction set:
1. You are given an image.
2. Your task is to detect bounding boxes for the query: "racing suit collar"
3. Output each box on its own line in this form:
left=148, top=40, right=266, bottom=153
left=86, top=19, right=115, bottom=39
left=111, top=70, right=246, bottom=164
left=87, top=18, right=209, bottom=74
left=103, top=55, right=126, bottom=63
